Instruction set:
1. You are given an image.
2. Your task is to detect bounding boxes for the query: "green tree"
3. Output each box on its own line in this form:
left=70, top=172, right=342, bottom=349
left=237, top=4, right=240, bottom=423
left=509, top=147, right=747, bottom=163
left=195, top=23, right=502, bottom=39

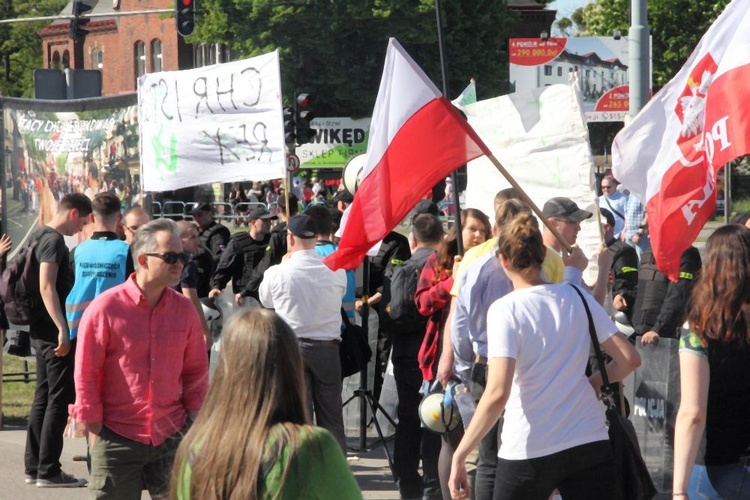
left=573, top=0, right=732, bottom=90
left=0, top=0, right=67, bottom=98
left=192, top=0, right=515, bottom=116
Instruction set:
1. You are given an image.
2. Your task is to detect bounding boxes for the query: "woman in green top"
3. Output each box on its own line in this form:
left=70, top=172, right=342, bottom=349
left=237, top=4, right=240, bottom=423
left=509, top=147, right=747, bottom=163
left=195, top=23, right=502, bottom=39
left=171, top=308, right=361, bottom=499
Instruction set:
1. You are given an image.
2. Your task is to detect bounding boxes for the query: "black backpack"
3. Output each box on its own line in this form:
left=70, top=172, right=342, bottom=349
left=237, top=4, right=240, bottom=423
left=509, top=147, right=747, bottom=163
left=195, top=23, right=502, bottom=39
left=0, top=229, right=51, bottom=326
left=380, top=249, right=433, bottom=334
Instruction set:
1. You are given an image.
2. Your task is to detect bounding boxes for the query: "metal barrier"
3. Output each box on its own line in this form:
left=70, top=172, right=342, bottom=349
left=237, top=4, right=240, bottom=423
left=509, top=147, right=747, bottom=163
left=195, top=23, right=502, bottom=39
left=184, top=201, right=200, bottom=220
left=162, top=201, right=187, bottom=220
left=235, top=202, right=267, bottom=214
left=151, top=201, right=163, bottom=218
left=210, top=202, right=235, bottom=221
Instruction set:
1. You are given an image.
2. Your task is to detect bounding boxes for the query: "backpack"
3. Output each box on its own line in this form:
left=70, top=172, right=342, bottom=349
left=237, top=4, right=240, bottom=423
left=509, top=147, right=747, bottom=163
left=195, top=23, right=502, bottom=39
left=380, top=249, right=433, bottom=334
left=0, top=228, right=51, bottom=326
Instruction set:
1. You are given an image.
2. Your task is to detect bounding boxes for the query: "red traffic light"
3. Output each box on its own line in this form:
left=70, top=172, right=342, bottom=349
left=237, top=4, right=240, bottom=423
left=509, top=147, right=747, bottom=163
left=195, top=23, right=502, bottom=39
left=297, top=93, right=311, bottom=108
left=181, top=0, right=192, bottom=5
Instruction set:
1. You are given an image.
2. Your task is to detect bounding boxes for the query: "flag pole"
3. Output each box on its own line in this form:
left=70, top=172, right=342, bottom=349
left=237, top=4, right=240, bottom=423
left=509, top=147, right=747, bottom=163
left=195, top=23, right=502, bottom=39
left=486, top=154, right=574, bottom=253
left=435, top=0, right=464, bottom=255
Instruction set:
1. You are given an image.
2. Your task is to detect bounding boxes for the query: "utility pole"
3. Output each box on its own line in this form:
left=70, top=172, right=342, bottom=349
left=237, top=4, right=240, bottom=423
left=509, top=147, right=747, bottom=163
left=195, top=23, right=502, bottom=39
left=628, top=0, right=650, bottom=116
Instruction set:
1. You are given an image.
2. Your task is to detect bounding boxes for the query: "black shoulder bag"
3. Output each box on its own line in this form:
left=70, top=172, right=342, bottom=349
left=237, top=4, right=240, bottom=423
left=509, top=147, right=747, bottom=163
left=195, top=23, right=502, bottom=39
left=570, top=285, right=656, bottom=500
left=338, top=309, right=372, bottom=379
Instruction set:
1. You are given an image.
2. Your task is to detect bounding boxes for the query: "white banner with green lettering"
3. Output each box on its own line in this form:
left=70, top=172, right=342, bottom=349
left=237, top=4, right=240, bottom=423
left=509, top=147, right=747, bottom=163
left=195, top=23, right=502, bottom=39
left=138, top=51, right=285, bottom=191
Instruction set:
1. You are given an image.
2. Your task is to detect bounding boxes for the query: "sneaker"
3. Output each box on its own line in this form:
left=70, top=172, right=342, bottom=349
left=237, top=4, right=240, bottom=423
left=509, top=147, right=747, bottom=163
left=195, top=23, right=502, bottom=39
left=24, top=474, right=36, bottom=485
left=36, top=471, right=87, bottom=488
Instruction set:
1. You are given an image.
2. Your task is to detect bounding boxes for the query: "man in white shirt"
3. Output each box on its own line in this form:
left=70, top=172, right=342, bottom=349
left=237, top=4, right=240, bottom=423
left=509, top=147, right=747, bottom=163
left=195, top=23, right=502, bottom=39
left=259, top=214, right=348, bottom=450
left=598, top=175, right=628, bottom=239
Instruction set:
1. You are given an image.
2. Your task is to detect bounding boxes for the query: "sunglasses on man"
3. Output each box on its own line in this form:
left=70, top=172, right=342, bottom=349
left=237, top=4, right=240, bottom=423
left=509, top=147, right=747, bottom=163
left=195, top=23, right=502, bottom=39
left=145, top=252, right=190, bottom=265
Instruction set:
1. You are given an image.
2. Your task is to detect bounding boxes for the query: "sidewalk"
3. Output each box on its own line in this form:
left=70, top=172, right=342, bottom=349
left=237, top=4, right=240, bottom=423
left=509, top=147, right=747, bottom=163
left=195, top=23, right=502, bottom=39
left=0, top=426, right=400, bottom=499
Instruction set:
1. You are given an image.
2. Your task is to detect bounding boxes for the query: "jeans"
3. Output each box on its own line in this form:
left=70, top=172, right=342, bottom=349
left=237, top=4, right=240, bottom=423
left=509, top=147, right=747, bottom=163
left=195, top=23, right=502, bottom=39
left=392, top=353, right=441, bottom=498
left=493, top=440, right=619, bottom=500
left=24, top=338, right=76, bottom=479
left=688, top=463, right=750, bottom=499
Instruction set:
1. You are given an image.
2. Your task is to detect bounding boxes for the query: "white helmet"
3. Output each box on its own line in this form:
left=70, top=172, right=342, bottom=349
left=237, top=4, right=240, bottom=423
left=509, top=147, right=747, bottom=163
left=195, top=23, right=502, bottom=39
left=418, top=385, right=462, bottom=434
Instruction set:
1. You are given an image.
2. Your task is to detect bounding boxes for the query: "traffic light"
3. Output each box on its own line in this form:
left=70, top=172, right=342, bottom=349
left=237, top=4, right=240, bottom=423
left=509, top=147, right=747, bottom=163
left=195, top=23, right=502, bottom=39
left=69, top=0, right=92, bottom=41
left=175, top=0, right=196, bottom=38
left=283, top=107, right=296, bottom=145
left=295, top=93, right=316, bottom=144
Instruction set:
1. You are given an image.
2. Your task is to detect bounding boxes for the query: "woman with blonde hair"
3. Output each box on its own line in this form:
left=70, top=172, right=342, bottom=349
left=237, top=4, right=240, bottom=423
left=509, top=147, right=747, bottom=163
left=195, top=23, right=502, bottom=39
left=673, top=224, right=750, bottom=499
left=171, top=308, right=360, bottom=499
left=448, top=212, right=640, bottom=500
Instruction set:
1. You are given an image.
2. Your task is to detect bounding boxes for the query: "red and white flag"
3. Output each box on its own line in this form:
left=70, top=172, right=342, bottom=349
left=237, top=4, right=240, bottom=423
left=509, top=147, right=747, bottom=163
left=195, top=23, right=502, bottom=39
left=613, top=0, right=750, bottom=280
left=324, top=39, right=491, bottom=271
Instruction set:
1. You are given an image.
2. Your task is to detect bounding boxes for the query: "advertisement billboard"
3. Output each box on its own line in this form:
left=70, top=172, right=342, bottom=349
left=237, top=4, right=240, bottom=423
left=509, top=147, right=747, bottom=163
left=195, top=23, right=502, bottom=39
left=296, top=117, right=370, bottom=168
left=509, top=37, right=648, bottom=122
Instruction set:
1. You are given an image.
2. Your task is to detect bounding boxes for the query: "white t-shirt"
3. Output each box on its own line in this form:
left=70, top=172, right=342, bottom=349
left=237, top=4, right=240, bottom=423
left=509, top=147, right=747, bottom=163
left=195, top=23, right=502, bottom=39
left=487, top=283, right=617, bottom=460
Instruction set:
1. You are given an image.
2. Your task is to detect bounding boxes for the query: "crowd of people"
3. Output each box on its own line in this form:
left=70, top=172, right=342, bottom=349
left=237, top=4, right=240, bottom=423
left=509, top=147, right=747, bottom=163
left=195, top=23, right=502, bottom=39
left=1, top=170, right=749, bottom=500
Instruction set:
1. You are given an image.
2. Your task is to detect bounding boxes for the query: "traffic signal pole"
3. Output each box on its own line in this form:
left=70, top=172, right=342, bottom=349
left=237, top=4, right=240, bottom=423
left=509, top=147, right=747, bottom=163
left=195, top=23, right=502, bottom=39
left=435, top=0, right=464, bottom=255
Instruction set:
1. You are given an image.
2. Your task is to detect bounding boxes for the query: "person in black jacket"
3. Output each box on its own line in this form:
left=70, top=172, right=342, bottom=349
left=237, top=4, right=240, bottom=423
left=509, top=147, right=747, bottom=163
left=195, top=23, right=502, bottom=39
left=208, top=206, right=275, bottom=304
left=632, top=245, right=702, bottom=345
left=241, top=194, right=299, bottom=298
left=600, top=208, right=639, bottom=321
left=192, top=202, right=231, bottom=267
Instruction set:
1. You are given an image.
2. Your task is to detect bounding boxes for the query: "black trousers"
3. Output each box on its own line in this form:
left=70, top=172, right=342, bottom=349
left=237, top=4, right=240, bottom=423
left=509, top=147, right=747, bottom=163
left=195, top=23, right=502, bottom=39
left=24, top=337, right=76, bottom=479
left=471, top=360, right=502, bottom=500
left=493, top=440, right=618, bottom=500
left=392, top=352, right=441, bottom=498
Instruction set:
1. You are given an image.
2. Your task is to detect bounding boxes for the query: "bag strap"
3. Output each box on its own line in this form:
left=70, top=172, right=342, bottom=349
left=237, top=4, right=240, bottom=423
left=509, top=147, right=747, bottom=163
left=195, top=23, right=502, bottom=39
left=603, top=196, right=625, bottom=221
left=569, top=284, right=617, bottom=411
left=340, top=307, right=352, bottom=328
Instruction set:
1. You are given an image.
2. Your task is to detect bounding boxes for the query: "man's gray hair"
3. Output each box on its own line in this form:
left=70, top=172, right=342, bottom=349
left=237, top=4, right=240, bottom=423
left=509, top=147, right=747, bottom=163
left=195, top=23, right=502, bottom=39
left=131, top=218, right=180, bottom=269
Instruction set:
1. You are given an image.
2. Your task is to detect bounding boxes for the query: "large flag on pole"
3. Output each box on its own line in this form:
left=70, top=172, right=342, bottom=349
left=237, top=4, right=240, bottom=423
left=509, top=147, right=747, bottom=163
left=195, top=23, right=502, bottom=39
left=612, top=0, right=750, bottom=280
left=324, top=39, right=491, bottom=271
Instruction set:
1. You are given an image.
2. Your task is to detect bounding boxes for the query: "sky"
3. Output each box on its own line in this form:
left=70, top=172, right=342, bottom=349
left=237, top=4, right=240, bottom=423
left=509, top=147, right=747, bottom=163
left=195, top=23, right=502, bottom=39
left=548, top=0, right=591, bottom=19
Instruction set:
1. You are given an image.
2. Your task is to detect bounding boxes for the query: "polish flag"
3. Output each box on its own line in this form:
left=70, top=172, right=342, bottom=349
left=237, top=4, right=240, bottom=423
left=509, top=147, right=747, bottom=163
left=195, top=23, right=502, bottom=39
left=324, top=39, right=491, bottom=271
left=613, top=0, right=750, bottom=280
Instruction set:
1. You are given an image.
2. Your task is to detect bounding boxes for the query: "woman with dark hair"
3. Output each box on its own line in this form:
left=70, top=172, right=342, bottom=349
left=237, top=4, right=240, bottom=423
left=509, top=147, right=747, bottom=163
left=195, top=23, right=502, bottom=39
left=172, top=309, right=360, bottom=499
left=414, top=208, right=490, bottom=499
left=673, top=224, right=750, bottom=499
left=449, top=212, right=640, bottom=500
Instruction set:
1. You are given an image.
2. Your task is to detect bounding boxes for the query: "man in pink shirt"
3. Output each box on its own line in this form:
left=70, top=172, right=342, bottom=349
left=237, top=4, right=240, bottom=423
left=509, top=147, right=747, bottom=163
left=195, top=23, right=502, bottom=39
left=70, top=218, right=208, bottom=498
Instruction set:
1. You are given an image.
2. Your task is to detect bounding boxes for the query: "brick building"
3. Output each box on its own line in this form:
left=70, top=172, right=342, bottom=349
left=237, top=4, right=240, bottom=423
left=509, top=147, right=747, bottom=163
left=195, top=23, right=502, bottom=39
left=38, top=0, right=196, bottom=96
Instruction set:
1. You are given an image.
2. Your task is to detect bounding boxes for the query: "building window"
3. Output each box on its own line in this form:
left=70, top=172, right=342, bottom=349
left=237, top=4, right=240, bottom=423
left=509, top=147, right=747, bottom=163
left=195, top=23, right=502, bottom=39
left=557, top=67, right=562, bottom=77
left=544, top=65, right=552, bottom=76
left=91, top=48, right=103, bottom=70
left=51, top=51, right=61, bottom=69
left=62, top=50, right=70, bottom=69
left=151, top=40, right=162, bottom=72
left=134, top=41, right=146, bottom=86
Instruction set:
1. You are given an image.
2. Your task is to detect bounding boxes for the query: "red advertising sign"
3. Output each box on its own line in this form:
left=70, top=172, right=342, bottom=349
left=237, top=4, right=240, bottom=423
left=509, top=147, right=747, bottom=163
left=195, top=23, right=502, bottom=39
left=509, top=38, right=567, bottom=66
left=595, top=85, right=630, bottom=112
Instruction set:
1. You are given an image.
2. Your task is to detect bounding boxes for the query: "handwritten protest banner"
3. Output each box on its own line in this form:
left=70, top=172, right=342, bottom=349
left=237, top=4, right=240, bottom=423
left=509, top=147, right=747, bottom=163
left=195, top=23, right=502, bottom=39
left=463, top=81, right=602, bottom=281
left=138, top=51, right=285, bottom=191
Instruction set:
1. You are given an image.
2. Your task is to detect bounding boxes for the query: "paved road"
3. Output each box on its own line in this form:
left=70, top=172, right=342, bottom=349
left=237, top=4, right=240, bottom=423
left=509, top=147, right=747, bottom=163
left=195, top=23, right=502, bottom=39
left=0, top=427, right=400, bottom=499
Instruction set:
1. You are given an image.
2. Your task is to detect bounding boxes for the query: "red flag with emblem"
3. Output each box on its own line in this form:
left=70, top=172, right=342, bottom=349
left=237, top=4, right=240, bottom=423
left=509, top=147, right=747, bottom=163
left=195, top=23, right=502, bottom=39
left=612, top=0, right=750, bottom=280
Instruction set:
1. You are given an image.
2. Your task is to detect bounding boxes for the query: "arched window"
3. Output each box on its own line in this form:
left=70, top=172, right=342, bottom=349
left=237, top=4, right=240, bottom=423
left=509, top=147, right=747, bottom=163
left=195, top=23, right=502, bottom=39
left=51, top=51, right=61, bottom=69
left=151, top=39, right=162, bottom=72
left=91, top=48, right=103, bottom=70
left=62, top=50, right=70, bottom=69
left=135, top=41, right=146, bottom=76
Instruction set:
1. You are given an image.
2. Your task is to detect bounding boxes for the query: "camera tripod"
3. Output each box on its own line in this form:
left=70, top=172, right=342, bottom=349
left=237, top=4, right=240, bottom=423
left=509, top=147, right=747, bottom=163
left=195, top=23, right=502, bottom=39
left=342, top=257, right=396, bottom=475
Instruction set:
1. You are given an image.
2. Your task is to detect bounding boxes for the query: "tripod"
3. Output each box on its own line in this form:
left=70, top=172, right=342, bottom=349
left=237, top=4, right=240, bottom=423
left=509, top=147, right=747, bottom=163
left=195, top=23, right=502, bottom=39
left=342, top=257, right=397, bottom=475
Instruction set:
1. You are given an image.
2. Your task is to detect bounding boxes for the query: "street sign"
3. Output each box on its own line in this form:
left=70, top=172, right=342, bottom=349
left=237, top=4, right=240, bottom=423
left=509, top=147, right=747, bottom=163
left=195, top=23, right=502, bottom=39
left=286, top=153, right=300, bottom=173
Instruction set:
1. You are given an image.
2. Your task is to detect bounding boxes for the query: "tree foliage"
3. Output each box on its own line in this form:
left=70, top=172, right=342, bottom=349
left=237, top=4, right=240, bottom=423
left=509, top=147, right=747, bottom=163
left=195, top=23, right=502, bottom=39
left=192, top=0, right=516, bottom=116
left=0, top=0, right=68, bottom=98
left=565, top=0, right=732, bottom=90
